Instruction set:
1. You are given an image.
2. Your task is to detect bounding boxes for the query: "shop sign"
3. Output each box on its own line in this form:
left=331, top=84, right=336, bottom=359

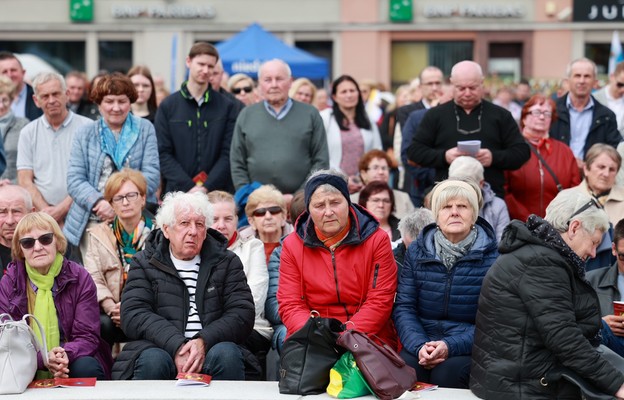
left=423, top=4, right=525, bottom=18
left=573, top=0, right=624, bottom=22
left=112, top=4, right=216, bottom=19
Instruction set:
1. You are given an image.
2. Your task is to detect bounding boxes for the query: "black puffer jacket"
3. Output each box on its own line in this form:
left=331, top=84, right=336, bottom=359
left=112, top=228, right=254, bottom=379
left=470, top=217, right=624, bottom=399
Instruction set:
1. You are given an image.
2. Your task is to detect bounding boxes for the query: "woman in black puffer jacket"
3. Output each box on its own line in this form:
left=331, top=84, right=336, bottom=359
left=470, top=188, right=624, bottom=399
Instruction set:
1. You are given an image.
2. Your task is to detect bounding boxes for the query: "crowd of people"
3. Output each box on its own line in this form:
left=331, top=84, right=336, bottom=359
left=1, top=41, right=624, bottom=399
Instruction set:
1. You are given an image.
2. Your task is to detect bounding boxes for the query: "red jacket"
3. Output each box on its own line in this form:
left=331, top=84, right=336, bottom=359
left=277, top=204, right=398, bottom=348
left=505, top=139, right=580, bottom=221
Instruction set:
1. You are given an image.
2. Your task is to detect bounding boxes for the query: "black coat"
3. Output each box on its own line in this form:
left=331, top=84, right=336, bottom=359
left=112, top=228, right=255, bottom=379
left=24, top=84, right=42, bottom=121
left=549, top=94, right=621, bottom=155
left=470, top=219, right=624, bottom=399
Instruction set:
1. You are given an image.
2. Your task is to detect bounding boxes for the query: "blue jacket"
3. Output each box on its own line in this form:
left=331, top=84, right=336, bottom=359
left=393, top=217, right=498, bottom=357
left=63, top=115, right=160, bottom=246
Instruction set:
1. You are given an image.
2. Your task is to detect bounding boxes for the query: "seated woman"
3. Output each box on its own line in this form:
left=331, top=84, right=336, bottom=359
left=208, top=190, right=272, bottom=371
left=278, top=169, right=397, bottom=349
left=471, top=189, right=624, bottom=399
left=358, top=181, right=401, bottom=245
left=0, top=212, right=112, bottom=379
left=393, top=179, right=498, bottom=388
left=352, top=149, right=415, bottom=219
left=243, top=185, right=293, bottom=263
left=83, top=169, right=154, bottom=348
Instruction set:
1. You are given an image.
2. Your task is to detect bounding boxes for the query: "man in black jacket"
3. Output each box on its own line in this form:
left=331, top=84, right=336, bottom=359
left=0, top=51, right=42, bottom=121
left=113, top=191, right=255, bottom=380
left=549, top=57, right=621, bottom=170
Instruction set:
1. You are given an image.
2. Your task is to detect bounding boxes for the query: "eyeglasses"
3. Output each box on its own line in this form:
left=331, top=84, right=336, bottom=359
left=232, top=86, right=253, bottom=94
left=455, top=105, right=482, bottom=135
left=112, top=192, right=140, bottom=204
left=252, top=206, right=282, bottom=217
left=566, top=197, right=602, bottom=227
left=616, top=82, right=624, bottom=89
left=368, top=198, right=392, bottom=205
left=19, top=233, right=54, bottom=249
left=617, top=252, right=624, bottom=262
left=366, top=166, right=389, bottom=172
left=528, top=110, right=553, bottom=118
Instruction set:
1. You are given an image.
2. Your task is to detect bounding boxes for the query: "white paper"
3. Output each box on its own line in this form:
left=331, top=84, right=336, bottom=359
left=457, top=140, right=481, bottom=156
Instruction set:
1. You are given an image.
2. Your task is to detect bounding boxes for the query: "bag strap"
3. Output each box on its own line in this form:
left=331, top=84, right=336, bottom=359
left=22, top=314, right=49, bottom=367
left=527, top=141, right=563, bottom=192
left=351, top=330, right=406, bottom=367
left=0, top=313, right=14, bottom=323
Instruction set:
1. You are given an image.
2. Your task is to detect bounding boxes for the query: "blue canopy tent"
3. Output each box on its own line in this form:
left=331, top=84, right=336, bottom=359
left=216, top=23, right=329, bottom=80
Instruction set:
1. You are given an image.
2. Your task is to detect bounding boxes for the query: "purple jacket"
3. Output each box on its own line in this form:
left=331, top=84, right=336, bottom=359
left=0, top=257, right=112, bottom=379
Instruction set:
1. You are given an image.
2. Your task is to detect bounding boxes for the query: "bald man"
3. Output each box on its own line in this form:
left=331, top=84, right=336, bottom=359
left=407, top=60, right=529, bottom=197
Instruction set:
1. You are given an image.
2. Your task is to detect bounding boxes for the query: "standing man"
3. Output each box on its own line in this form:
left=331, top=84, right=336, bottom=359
left=16, top=72, right=92, bottom=226
left=396, top=66, right=445, bottom=129
left=230, top=59, right=329, bottom=195
left=594, top=61, right=624, bottom=136
left=550, top=57, right=621, bottom=169
left=113, top=192, right=255, bottom=380
left=0, top=184, right=33, bottom=273
left=156, top=42, right=239, bottom=194
left=407, top=60, right=529, bottom=197
left=587, top=219, right=624, bottom=357
left=65, top=71, right=99, bottom=120
left=0, top=51, right=42, bottom=121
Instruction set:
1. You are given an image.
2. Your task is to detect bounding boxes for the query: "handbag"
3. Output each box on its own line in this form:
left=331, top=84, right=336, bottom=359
left=279, top=310, right=345, bottom=395
left=0, top=313, right=49, bottom=395
left=327, top=351, right=373, bottom=399
left=337, top=329, right=417, bottom=400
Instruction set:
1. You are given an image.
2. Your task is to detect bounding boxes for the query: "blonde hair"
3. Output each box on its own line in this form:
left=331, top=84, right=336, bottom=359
left=430, top=179, right=481, bottom=225
left=103, top=169, right=148, bottom=203
left=12, top=212, right=67, bottom=260
left=0, top=75, right=16, bottom=99
left=245, top=185, right=286, bottom=219
left=289, top=78, right=317, bottom=100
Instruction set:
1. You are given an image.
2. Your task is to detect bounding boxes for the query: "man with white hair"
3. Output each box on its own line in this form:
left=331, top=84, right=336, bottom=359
left=114, top=191, right=255, bottom=381
left=448, top=156, right=509, bottom=242
left=230, top=58, right=328, bottom=195
left=16, top=72, right=92, bottom=226
left=407, top=60, right=529, bottom=198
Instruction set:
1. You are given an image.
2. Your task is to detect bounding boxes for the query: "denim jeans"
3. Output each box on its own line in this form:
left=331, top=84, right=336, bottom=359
left=600, top=319, right=624, bottom=357
left=400, top=348, right=471, bottom=389
left=132, top=342, right=245, bottom=380
left=69, top=356, right=106, bottom=380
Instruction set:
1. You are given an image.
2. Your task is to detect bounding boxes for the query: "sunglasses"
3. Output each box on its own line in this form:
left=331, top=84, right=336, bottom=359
left=252, top=206, right=282, bottom=217
left=616, top=82, right=624, bottom=89
left=232, top=86, right=253, bottom=94
left=19, top=233, right=54, bottom=249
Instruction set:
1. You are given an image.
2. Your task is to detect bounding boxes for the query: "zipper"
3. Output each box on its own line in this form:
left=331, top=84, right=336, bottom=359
left=331, top=250, right=350, bottom=319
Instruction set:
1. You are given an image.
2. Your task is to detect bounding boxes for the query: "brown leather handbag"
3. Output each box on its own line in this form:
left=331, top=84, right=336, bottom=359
left=337, top=329, right=417, bottom=400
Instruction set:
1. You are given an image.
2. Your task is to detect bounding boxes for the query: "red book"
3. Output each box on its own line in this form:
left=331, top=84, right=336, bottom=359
left=193, top=171, right=208, bottom=187
left=614, top=301, right=624, bottom=316
left=175, top=372, right=212, bottom=386
left=411, top=381, right=439, bottom=392
left=28, top=377, right=96, bottom=388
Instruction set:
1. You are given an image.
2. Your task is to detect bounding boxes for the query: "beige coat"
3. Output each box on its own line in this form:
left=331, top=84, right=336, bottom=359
left=84, top=222, right=123, bottom=313
left=574, top=180, right=624, bottom=227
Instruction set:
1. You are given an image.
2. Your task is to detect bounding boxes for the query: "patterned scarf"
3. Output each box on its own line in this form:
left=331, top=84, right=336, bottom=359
left=99, top=114, right=140, bottom=170
left=434, top=226, right=478, bottom=270
left=26, top=253, right=63, bottom=376
left=113, top=215, right=153, bottom=282
left=315, top=218, right=352, bottom=251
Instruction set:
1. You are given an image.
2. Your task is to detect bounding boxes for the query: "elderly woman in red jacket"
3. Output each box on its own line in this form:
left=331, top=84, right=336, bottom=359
left=277, top=169, right=397, bottom=348
left=505, top=94, right=580, bottom=221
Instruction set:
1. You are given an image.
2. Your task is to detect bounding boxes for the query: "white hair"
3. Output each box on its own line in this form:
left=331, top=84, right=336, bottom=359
left=398, top=208, right=435, bottom=240
left=156, top=191, right=214, bottom=229
left=258, top=59, right=292, bottom=80
left=32, top=72, right=66, bottom=95
left=545, top=188, right=608, bottom=233
left=449, top=156, right=484, bottom=183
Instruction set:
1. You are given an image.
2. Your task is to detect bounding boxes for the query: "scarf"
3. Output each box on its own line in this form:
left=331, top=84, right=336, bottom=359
left=434, top=226, right=478, bottom=270
left=26, top=253, right=63, bottom=361
left=113, top=215, right=153, bottom=282
left=0, top=111, right=13, bottom=138
left=99, top=114, right=140, bottom=170
left=315, top=218, right=352, bottom=250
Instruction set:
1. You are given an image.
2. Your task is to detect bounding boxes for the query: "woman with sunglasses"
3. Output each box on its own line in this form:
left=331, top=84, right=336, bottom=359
left=471, top=189, right=624, bottom=399
left=0, top=212, right=112, bottom=379
left=83, top=169, right=153, bottom=348
left=504, top=94, right=580, bottom=222
left=228, top=73, right=257, bottom=106
left=321, top=75, right=382, bottom=193
left=243, top=185, right=293, bottom=263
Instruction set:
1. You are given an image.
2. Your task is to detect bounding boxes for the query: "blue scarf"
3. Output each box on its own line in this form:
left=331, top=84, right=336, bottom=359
left=99, top=114, right=140, bottom=170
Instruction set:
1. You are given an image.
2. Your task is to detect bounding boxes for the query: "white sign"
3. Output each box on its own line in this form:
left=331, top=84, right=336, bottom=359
left=423, top=4, right=525, bottom=18
left=112, top=4, right=216, bottom=19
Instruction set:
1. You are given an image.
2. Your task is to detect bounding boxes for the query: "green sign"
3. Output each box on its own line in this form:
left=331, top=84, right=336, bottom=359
left=70, top=0, right=94, bottom=22
left=390, top=0, right=413, bottom=22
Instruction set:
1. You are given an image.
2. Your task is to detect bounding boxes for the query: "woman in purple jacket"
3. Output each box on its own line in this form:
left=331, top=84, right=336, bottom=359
left=0, top=212, right=112, bottom=379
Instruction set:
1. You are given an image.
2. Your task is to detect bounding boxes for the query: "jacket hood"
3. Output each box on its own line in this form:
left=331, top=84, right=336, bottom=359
left=294, top=203, right=380, bottom=247
left=418, top=216, right=497, bottom=257
left=498, top=219, right=543, bottom=255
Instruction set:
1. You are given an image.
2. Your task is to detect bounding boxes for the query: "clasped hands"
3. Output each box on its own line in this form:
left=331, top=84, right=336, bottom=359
left=175, top=337, right=206, bottom=374
left=418, top=341, right=449, bottom=370
left=47, top=346, right=69, bottom=378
